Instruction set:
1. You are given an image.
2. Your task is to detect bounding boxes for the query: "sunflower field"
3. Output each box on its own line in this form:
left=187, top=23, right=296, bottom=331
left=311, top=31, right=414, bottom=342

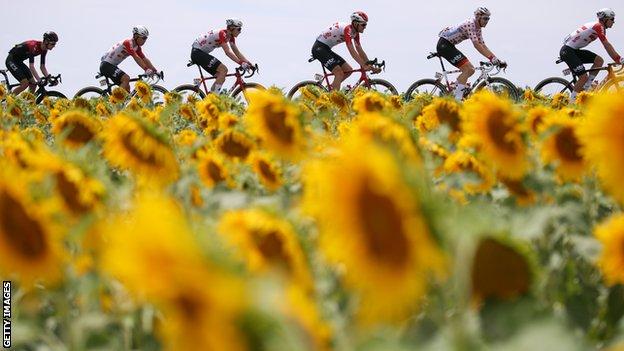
left=1, top=83, right=624, bottom=351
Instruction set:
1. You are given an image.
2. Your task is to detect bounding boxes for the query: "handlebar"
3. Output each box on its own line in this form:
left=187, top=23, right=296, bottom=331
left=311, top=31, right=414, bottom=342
left=236, top=63, right=259, bottom=78
left=365, top=58, right=386, bottom=72
left=39, top=74, right=62, bottom=87
left=138, top=71, right=164, bottom=81
left=477, top=61, right=506, bottom=76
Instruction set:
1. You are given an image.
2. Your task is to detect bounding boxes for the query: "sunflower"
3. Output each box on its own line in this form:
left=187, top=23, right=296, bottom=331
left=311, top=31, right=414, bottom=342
left=102, top=112, right=179, bottom=183
left=179, top=103, right=196, bottom=121
left=6, top=96, right=23, bottom=118
left=218, top=112, right=239, bottom=130
left=302, top=135, right=445, bottom=323
left=352, top=91, right=389, bottom=114
left=0, top=83, right=7, bottom=100
left=73, top=97, right=91, bottom=111
left=499, top=176, right=536, bottom=206
left=249, top=152, right=283, bottom=191
left=164, top=91, right=182, bottom=106
left=594, top=214, right=624, bottom=286
left=575, top=91, right=594, bottom=106
left=522, top=89, right=537, bottom=102
left=328, top=90, right=350, bottom=113
left=196, top=95, right=222, bottom=121
left=134, top=81, right=152, bottom=104
left=443, top=150, right=496, bottom=194
left=539, top=112, right=587, bottom=182
left=125, top=97, right=142, bottom=112
left=53, top=164, right=105, bottom=216
left=197, top=151, right=234, bottom=188
left=525, top=105, right=552, bottom=136
left=217, top=208, right=312, bottom=289
left=51, top=110, right=102, bottom=148
left=175, top=129, right=198, bottom=147
left=109, top=87, right=128, bottom=104
left=0, top=171, right=64, bottom=285
left=577, top=92, right=624, bottom=205
left=551, top=92, right=569, bottom=109
left=471, top=237, right=532, bottom=303
left=284, top=285, right=334, bottom=351
left=214, top=129, right=255, bottom=161
left=461, top=91, right=530, bottom=180
left=95, top=101, right=112, bottom=117
left=418, top=137, right=450, bottom=161
left=245, top=90, right=305, bottom=159
left=416, top=98, right=462, bottom=139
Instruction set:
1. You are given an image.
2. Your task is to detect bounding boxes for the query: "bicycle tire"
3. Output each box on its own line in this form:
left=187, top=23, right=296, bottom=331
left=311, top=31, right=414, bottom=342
left=150, top=84, right=168, bottom=105
left=600, top=76, right=624, bottom=93
left=475, top=77, right=520, bottom=100
left=404, top=79, right=448, bottom=101
left=534, top=77, right=573, bottom=97
left=366, top=78, right=399, bottom=95
left=174, top=84, right=207, bottom=101
left=36, top=90, right=67, bottom=104
left=231, top=82, right=265, bottom=103
left=287, top=80, right=327, bottom=100
left=74, top=86, right=106, bottom=99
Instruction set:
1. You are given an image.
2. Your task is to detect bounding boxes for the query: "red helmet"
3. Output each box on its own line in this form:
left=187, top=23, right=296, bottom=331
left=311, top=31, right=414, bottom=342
left=351, top=11, right=368, bottom=23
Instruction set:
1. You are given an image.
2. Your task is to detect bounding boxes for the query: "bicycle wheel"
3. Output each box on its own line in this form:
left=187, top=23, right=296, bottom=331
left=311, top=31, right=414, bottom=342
left=287, top=80, right=327, bottom=100
left=404, top=79, right=448, bottom=101
left=475, top=77, right=520, bottom=101
left=231, top=82, right=265, bottom=104
left=36, top=90, right=67, bottom=105
left=534, top=77, right=573, bottom=97
left=151, top=85, right=168, bottom=105
left=601, top=76, right=624, bottom=93
left=74, top=86, right=106, bottom=100
left=174, top=84, right=206, bottom=102
left=366, top=78, right=398, bottom=95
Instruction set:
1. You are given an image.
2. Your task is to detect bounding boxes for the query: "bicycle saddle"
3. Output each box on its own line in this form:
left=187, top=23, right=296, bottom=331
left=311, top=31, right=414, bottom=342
left=427, top=52, right=440, bottom=59
left=555, top=58, right=564, bottom=64
left=187, top=61, right=195, bottom=67
left=308, top=57, right=317, bottom=63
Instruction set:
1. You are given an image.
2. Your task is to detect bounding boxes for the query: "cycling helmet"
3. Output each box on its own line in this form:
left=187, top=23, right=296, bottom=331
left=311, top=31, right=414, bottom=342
left=226, top=18, right=243, bottom=28
left=132, top=25, right=149, bottom=38
left=474, top=7, right=491, bottom=17
left=597, top=8, right=616, bottom=20
left=43, top=31, right=58, bottom=42
left=351, top=11, right=369, bottom=23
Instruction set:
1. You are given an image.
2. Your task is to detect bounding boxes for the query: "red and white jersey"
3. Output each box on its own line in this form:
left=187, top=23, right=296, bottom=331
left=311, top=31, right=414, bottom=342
left=192, top=29, right=235, bottom=54
left=316, top=22, right=360, bottom=48
left=563, top=22, right=607, bottom=49
left=439, top=18, right=484, bottom=45
left=101, top=39, right=145, bottom=65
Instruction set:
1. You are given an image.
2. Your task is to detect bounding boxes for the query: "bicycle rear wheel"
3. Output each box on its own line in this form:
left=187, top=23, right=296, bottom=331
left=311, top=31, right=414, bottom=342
left=404, top=79, right=448, bottom=101
left=231, top=82, right=265, bottom=104
left=534, top=77, right=573, bottom=97
left=36, top=90, right=67, bottom=105
left=365, top=78, right=398, bottom=95
left=287, top=80, right=327, bottom=100
left=475, top=77, right=520, bottom=101
left=74, top=86, right=106, bottom=100
left=174, top=84, right=207, bottom=102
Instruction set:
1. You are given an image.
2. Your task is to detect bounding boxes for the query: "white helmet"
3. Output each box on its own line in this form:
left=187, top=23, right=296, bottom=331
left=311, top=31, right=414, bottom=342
left=597, top=8, right=616, bottom=20
left=474, top=7, right=491, bottom=17
left=351, top=11, right=369, bottom=23
left=226, top=18, right=243, bottom=28
left=132, top=25, right=149, bottom=37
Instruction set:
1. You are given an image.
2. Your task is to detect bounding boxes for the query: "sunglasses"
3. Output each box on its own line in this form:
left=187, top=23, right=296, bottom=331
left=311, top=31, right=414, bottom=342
left=482, top=17, right=490, bottom=21
left=358, top=22, right=367, bottom=27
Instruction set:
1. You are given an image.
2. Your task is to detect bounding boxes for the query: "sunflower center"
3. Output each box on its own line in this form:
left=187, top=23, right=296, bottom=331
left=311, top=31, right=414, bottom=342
left=56, top=172, right=90, bottom=214
left=357, top=180, right=410, bottom=267
left=66, top=122, right=96, bottom=144
left=251, top=230, right=292, bottom=272
left=0, top=189, right=48, bottom=258
left=437, top=105, right=460, bottom=131
left=219, top=135, right=251, bottom=159
left=364, top=98, right=384, bottom=112
left=555, top=127, right=583, bottom=162
left=174, top=293, right=204, bottom=323
left=120, top=130, right=160, bottom=166
left=471, top=238, right=530, bottom=300
left=258, top=160, right=277, bottom=183
left=486, top=110, right=517, bottom=153
left=207, top=160, right=225, bottom=182
left=262, top=105, right=294, bottom=144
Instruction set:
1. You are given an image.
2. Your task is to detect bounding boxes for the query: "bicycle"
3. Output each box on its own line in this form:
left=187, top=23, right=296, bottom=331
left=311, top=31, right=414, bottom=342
left=404, top=52, right=519, bottom=101
left=287, top=57, right=398, bottom=99
left=74, top=71, right=168, bottom=104
left=533, top=58, right=624, bottom=97
left=0, top=69, right=66, bottom=104
left=173, top=62, right=264, bottom=102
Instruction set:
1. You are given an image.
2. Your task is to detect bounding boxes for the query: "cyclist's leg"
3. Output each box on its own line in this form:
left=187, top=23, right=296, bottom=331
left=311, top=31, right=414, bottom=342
left=560, top=45, right=587, bottom=98
left=437, top=38, right=473, bottom=99
left=6, top=55, right=33, bottom=94
left=312, top=40, right=346, bottom=90
left=578, top=50, right=601, bottom=90
left=100, top=61, right=129, bottom=92
left=331, top=61, right=352, bottom=91
left=196, top=51, right=223, bottom=93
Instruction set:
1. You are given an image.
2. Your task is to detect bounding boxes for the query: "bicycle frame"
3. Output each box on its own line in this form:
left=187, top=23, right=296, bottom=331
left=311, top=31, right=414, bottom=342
left=188, top=62, right=255, bottom=95
left=430, top=54, right=500, bottom=92
left=96, top=72, right=163, bottom=96
left=555, top=59, right=624, bottom=90
left=0, top=70, right=21, bottom=91
left=316, top=63, right=372, bottom=91
left=1, top=69, right=62, bottom=98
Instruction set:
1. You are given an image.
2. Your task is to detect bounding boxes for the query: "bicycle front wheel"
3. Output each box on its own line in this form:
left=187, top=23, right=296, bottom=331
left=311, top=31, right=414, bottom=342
left=404, top=79, right=448, bottom=101
left=366, top=78, right=398, bottom=95
left=174, top=84, right=207, bottom=102
left=534, top=77, right=573, bottom=98
left=151, top=85, right=168, bottom=105
left=475, top=77, right=520, bottom=101
left=36, top=90, right=67, bottom=105
left=287, top=80, right=327, bottom=100
left=231, top=82, right=265, bottom=104
left=601, top=76, right=624, bottom=93
left=74, top=86, right=106, bottom=100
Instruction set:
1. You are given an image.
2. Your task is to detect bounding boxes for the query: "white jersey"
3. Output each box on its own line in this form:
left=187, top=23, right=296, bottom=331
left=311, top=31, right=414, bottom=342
left=563, top=22, right=607, bottom=49
left=316, top=22, right=360, bottom=48
left=439, top=18, right=484, bottom=45
left=101, top=39, right=145, bottom=65
left=192, top=29, right=235, bottom=54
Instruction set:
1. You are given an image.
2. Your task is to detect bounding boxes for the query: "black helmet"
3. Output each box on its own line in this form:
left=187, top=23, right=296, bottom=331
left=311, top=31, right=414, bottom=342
left=43, top=31, right=58, bottom=42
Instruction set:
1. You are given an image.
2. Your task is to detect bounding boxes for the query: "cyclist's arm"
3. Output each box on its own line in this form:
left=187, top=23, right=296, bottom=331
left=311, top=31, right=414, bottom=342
left=473, top=42, right=495, bottom=60
left=346, top=41, right=366, bottom=66
left=28, top=59, right=41, bottom=82
left=131, top=53, right=150, bottom=71
left=602, top=40, right=622, bottom=62
left=142, top=57, right=157, bottom=71
left=40, top=64, right=50, bottom=78
left=230, top=43, right=249, bottom=64
left=354, top=42, right=371, bottom=64
left=221, top=42, right=243, bottom=64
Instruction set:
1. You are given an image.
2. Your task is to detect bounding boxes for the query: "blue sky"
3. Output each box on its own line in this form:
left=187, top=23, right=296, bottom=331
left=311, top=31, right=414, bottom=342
left=2, top=0, right=623, bottom=96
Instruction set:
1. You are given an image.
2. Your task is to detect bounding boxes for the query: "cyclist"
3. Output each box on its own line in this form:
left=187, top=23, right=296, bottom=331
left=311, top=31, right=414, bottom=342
left=437, top=7, right=505, bottom=100
left=5, top=31, right=58, bottom=94
left=312, top=11, right=380, bottom=91
left=190, top=19, right=253, bottom=93
left=561, top=8, right=622, bottom=102
left=100, top=25, right=158, bottom=93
